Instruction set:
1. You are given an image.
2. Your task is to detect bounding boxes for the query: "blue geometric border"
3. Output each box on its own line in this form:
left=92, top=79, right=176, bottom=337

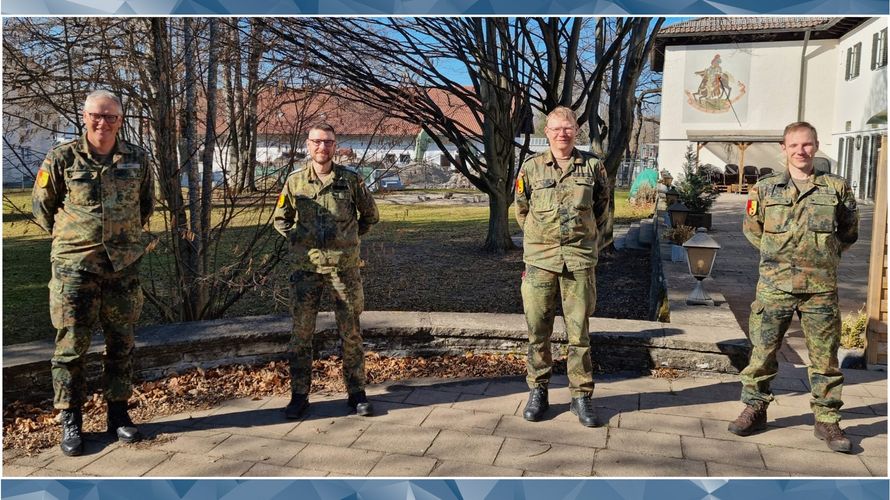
left=1, top=0, right=888, bottom=15
left=2, top=479, right=890, bottom=500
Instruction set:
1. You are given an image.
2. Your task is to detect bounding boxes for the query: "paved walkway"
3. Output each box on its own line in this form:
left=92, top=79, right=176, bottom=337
left=2, top=195, right=885, bottom=478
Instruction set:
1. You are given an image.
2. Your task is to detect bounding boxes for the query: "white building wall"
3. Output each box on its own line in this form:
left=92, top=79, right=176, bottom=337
left=658, top=39, right=838, bottom=180
left=832, top=17, right=888, bottom=199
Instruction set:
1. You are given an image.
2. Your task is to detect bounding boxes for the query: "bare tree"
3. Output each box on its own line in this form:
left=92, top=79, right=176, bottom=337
left=264, top=17, right=534, bottom=253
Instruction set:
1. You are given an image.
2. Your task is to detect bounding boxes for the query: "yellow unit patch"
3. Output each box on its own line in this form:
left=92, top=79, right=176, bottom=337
left=277, top=193, right=287, bottom=208
left=516, top=176, right=524, bottom=195
left=746, top=199, right=758, bottom=216
left=36, top=169, right=50, bottom=188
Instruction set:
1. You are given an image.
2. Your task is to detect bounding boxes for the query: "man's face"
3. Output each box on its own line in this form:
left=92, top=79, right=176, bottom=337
left=545, top=116, right=577, bottom=152
left=83, top=97, right=123, bottom=145
left=781, top=128, right=819, bottom=173
left=306, top=129, right=336, bottom=166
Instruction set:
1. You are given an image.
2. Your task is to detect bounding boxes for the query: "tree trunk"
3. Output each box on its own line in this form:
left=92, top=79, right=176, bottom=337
left=149, top=18, right=196, bottom=320
left=201, top=19, right=219, bottom=283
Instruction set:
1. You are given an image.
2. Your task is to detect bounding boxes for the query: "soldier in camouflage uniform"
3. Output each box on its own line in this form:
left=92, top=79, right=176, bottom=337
left=273, top=122, right=379, bottom=418
left=514, top=106, right=610, bottom=427
left=32, top=90, right=154, bottom=456
left=729, top=122, right=859, bottom=453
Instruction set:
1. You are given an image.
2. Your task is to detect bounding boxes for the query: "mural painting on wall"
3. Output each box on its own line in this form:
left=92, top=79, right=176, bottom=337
left=684, top=49, right=751, bottom=122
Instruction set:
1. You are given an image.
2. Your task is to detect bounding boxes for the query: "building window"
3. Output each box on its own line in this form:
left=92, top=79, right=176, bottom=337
left=440, top=155, right=451, bottom=167
left=399, top=153, right=411, bottom=164
left=846, top=42, right=862, bottom=80
left=837, top=138, right=845, bottom=175
left=872, top=28, right=888, bottom=70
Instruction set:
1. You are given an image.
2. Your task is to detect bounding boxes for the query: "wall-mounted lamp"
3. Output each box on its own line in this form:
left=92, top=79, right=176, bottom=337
left=856, top=135, right=862, bottom=150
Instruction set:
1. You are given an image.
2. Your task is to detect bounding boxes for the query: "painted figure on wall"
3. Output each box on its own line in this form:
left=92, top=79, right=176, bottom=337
left=686, top=53, right=747, bottom=113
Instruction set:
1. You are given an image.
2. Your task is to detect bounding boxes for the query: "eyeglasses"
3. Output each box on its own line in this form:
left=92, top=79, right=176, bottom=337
left=546, top=126, right=576, bottom=134
left=307, top=138, right=336, bottom=147
left=87, top=112, right=121, bottom=124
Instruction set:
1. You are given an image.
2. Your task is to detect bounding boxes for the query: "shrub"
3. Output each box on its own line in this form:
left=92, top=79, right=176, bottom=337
left=664, top=225, right=695, bottom=245
left=675, top=145, right=720, bottom=213
left=840, top=308, right=868, bottom=349
left=630, top=183, right=657, bottom=207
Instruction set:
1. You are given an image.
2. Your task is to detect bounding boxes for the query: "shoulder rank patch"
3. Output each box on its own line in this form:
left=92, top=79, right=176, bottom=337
left=746, top=199, right=758, bottom=217
left=276, top=193, right=287, bottom=208
left=36, top=169, right=50, bottom=188
left=516, top=175, right=524, bottom=195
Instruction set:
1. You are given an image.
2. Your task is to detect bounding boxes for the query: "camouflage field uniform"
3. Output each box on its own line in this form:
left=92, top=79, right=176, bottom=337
left=273, top=164, right=379, bottom=395
left=32, top=134, right=154, bottom=409
left=515, top=149, right=610, bottom=396
left=742, top=169, right=858, bottom=423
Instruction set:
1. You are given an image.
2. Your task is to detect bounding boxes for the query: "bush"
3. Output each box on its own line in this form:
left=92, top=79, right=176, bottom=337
left=664, top=225, right=695, bottom=245
left=630, top=184, right=657, bottom=207
left=840, top=308, right=867, bottom=349
left=675, top=145, right=720, bottom=213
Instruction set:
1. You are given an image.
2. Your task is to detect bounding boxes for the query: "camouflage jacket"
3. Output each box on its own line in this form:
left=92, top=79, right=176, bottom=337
left=743, top=169, right=858, bottom=293
left=273, top=163, right=379, bottom=272
left=514, top=149, right=610, bottom=273
left=32, top=134, right=155, bottom=273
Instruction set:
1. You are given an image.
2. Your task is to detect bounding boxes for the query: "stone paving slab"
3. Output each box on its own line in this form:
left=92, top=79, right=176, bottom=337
left=593, top=449, right=707, bottom=477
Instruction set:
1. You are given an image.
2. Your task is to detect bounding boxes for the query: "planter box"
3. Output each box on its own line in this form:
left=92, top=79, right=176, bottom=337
left=671, top=244, right=687, bottom=263
left=686, top=212, right=712, bottom=230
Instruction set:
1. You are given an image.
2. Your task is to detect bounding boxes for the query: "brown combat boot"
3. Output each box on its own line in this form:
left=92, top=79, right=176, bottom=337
left=727, top=402, right=767, bottom=436
left=814, top=422, right=852, bottom=453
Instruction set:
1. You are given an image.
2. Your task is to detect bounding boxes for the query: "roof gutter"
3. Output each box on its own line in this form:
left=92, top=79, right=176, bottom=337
left=798, top=29, right=812, bottom=122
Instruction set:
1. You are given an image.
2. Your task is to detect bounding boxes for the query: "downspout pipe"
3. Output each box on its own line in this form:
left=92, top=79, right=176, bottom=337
left=798, top=29, right=812, bottom=121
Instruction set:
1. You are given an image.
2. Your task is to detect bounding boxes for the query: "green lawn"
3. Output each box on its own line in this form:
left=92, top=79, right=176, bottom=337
left=3, top=188, right=647, bottom=346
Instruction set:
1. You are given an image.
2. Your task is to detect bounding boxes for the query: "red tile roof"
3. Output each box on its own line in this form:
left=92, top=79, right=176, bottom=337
left=660, top=17, right=835, bottom=35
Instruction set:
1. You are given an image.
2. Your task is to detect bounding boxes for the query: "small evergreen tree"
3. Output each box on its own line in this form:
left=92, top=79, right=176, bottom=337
left=676, top=145, right=719, bottom=213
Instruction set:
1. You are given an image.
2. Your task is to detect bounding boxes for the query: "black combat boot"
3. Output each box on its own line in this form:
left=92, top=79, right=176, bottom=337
left=814, top=422, right=852, bottom=453
left=347, top=390, right=374, bottom=417
left=284, top=391, right=309, bottom=419
left=107, top=401, right=142, bottom=443
left=60, top=408, right=84, bottom=456
left=570, top=394, right=600, bottom=427
left=727, top=402, right=767, bottom=436
left=523, top=387, right=549, bottom=422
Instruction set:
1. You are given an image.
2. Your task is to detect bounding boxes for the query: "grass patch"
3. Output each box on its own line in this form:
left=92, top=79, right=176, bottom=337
left=4, top=188, right=646, bottom=346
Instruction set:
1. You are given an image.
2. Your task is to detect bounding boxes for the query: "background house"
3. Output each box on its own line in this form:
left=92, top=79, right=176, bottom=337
left=654, top=17, right=887, bottom=201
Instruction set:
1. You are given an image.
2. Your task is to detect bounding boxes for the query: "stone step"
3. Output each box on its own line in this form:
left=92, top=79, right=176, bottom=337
left=638, top=219, right=655, bottom=246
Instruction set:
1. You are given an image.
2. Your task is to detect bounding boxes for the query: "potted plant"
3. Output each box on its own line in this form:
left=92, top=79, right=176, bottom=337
left=664, top=225, right=695, bottom=262
left=838, top=308, right=867, bottom=369
left=675, top=146, right=720, bottom=230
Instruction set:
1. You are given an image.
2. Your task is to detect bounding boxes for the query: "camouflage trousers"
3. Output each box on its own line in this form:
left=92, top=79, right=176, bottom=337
left=49, top=263, right=143, bottom=409
left=521, top=264, right=596, bottom=396
left=740, top=282, right=844, bottom=423
left=288, top=267, right=366, bottom=395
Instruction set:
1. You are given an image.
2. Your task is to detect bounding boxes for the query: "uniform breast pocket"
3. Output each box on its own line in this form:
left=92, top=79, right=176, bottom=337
left=65, top=169, right=99, bottom=206
left=331, top=189, right=354, bottom=221
left=808, top=195, right=837, bottom=233
left=572, top=176, right=594, bottom=210
left=114, top=167, right=141, bottom=200
left=531, top=180, right=556, bottom=213
left=762, top=198, right=792, bottom=233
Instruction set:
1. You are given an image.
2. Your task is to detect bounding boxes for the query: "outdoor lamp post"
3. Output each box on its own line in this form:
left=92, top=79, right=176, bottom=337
left=665, top=186, right=680, bottom=207
left=661, top=169, right=674, bottom=187
left=683, top=228, right=721, bottom=306
left=667, top=201, right=689, bottom=228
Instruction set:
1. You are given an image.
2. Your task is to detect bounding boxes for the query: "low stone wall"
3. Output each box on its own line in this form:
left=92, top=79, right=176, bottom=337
left=3, top=312, right=749, bottom=405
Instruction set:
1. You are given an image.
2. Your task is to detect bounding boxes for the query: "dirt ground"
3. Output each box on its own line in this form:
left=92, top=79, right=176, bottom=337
left=358, top=239, right=651, bottom=320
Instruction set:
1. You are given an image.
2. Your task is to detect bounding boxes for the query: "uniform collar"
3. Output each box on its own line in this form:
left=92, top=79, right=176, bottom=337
left=779, top=167, right=827, bottom=186
left=306, top=162, right=341, bottom=186
left=78, top=133, right=129, bottom=156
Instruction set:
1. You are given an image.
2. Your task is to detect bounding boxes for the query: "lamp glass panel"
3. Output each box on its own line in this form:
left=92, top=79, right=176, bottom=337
left=671, top=211, right=688, bottom=228
left=686, top=247, right=716, bottom=277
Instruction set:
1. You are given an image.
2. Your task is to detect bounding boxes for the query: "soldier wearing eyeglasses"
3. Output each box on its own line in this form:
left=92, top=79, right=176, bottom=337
left=32, top=90, right=154, bottom=456
left=273, top=122, right=379, bottom=418
left=514, top=106, right=610, bottom=427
